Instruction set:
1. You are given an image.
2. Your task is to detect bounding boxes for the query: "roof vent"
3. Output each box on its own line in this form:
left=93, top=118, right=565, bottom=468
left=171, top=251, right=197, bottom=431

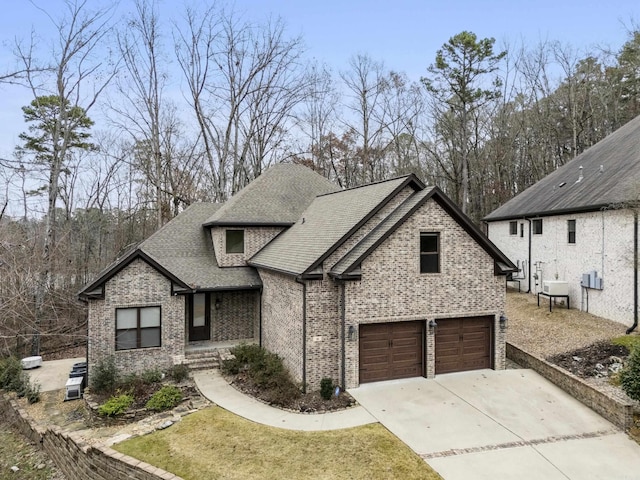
left=599, top=165, right=604, bottom=173
left=576, top=165, right=583, bottom=183
left=558, top=182, right=566, bottom=188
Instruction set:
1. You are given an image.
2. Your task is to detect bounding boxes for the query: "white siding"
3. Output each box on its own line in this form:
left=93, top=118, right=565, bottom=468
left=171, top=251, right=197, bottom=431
left=488, top=209, right=637, bottom=326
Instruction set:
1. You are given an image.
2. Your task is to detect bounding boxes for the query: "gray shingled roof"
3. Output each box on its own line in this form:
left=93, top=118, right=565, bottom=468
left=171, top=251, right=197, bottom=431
left=248, top=176, right=414, bottom=275
left=80, top=203, right=260, bottom=296
left=485, top=115, right=640, bottom=221
left=331, top=188, right=434, bottom=276
left=140, top=203, right=260, bottom=289
left=205, top=163, right=339, bottom=226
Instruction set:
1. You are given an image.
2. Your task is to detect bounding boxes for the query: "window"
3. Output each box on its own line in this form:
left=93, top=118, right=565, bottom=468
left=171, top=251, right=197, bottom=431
left=420, top=233, right=440, bottom=273
left=509, top=221, right=517, bottom=235
left=532, top=219, right=543, bottom=235
left=226, top=229, right=244, bottom=254
left=520, top=223, right=524, bottom=238
left=568, top=219, right=576, bottom=244
left=116, top=306, right=161, bottom=350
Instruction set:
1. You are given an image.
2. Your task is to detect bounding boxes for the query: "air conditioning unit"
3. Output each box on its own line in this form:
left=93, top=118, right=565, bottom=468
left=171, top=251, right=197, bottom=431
left=543, top=280, right=569, bottom=296
left=64, top=377, right=83, bottom=401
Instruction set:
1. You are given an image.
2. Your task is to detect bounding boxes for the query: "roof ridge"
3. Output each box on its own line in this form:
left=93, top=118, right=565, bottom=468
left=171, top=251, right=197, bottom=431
left=316, top=174, right=418, bottom=197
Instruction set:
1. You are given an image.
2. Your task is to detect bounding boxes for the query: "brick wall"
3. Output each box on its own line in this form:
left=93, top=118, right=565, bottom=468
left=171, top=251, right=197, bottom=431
left=259, top=269, right=305, bottom=384
left=211, top=290, right=260, bottom=341
left=88, top=259, right=185, bottom=378
left=0, top=394, right=183, bottom=480
left=343, top=198, right=506, bottom=388
left=488, top=209, right=638, bottom=326
left=506, top=343, right=635, bottom=430
left=211, top=226, right=284, bottom=267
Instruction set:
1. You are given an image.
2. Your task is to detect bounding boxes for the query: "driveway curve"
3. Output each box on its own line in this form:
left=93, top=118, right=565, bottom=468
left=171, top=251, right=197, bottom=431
left=348, top=369, right=640, bottom=480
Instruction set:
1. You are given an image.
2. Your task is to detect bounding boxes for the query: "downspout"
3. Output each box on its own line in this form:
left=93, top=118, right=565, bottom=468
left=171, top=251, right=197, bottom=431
left=340, top=282, right=346, bottom=389
left=626, top=211, right=638, bottom=334
left=526, top=218, right=532, bottom=293
left=295, top=277, right=307, bottom=392
left=258, top=287, right=263, bottom=348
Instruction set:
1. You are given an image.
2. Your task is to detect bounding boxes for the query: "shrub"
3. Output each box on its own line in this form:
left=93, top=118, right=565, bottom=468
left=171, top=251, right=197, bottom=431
left=320, top=378, right=334, bottom=400
left=90, top=356, right=118, bottom=394
left=232, top=343, right=264, bottom=364
left=145, top=385, right=183, bottom=412
left=620, top=345, right=640, bottom=401
left=0, top=357, right=23, bottom=391
left=24, top=378, right=41, bottom=404
left=141, top=368, right=163, bottom=384
left=167, top=364, right=189, bottom=382
left=98, top=394, right=134, bottom=416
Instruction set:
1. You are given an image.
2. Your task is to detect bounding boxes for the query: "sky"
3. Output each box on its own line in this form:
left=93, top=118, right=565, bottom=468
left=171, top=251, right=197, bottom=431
left=0, top=0, right=638, bottom=160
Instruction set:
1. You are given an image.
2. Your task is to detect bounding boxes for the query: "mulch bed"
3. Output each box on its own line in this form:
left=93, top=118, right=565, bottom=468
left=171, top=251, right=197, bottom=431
left=547, top=342, right=629, bottom=379
left=227, top=372, right=356, bottom=413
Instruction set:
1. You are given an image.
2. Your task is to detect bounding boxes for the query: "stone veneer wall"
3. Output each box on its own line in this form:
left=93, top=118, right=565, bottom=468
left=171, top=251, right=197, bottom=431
left=342, top=198, right=506, bottom=388
left=88, top=259, right=185, bottom=378
left=211, top=290, right=260, bottom=341
left=259, top=269, right=305, bottom=384
left=0, top=394, right=183, bottom=480
left=211, top=226, right=285, bottom=267
left=507, top=343, right=635, bottom=430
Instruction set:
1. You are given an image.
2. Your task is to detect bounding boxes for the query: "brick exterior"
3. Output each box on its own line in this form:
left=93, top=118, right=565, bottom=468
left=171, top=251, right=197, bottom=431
left=259, top=269, right=305, bottom=384
left=88, top=259, right=185, bottom=378
left=211, top=226, right=285, bottom=267
left=488, top=209, right=638, bottom=326
left=211, top=290, right=260, bottom=341
left=260, top=192, right=507, bottom=391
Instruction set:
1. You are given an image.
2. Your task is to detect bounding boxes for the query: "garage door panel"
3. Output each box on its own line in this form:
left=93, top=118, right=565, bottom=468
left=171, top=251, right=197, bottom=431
left=436, top=316, right=492, bottom=375
left=360, top=321, right=424, bottom=384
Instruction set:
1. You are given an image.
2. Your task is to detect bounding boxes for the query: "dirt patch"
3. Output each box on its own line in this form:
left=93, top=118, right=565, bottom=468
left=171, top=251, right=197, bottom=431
left=547, top=342, right=628, bottom=379
left=227, top=372, right=356, bottom=413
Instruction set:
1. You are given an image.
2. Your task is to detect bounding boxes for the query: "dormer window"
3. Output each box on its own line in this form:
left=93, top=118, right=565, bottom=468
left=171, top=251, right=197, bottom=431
left=226, top=229, right=244, bottom=254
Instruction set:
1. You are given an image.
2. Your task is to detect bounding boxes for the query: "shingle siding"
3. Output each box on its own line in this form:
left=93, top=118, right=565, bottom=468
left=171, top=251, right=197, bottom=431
left=88, top=259, right=185, bottom=378
left=488, top=209, right=638, bottom=326
left=212, top=226, right=285, bottom=267
left=259, top=269, right=305, bottom=384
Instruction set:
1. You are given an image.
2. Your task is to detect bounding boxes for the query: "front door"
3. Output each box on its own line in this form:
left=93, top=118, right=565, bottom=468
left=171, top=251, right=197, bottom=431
left=189, top=293, right=211, bottom=341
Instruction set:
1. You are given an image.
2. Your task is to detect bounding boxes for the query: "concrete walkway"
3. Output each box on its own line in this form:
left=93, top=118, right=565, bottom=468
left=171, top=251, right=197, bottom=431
left=349, top=369, right=640, bottom=480
left=193, top=369, right=377, bottom=431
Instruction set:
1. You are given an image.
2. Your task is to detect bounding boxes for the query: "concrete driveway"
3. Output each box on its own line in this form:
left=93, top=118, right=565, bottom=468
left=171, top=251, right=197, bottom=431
left=349, top=369, right=640, bottom=480
left=26, top=357, right=85, bottom=392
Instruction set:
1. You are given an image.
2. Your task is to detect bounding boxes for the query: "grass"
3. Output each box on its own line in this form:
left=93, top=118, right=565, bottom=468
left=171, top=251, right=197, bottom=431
left=0, top=422, right=57, bottom=480
left=611, top=334, right=640, bottom=351
left=114, top=406, right=441, bottom=480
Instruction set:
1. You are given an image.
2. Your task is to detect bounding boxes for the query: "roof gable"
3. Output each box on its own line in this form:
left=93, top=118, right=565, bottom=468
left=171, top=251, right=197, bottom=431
left=204, top=163, right=339, bottom=226
left=331, top=186, right=516, bottom=278
left=485, top=115, right=640, bottom=221
left=248, top=175, right=424, bottom=276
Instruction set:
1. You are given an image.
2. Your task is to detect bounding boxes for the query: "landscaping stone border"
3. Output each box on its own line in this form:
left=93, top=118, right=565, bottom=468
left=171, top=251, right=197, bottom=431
left=0, top=393, right=184, bottom=480
left=507, top=343, right=635, bottom=430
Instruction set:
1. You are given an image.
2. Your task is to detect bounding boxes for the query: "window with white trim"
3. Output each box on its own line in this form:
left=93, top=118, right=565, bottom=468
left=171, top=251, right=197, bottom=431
left=116, top=306, right=161, bottom=350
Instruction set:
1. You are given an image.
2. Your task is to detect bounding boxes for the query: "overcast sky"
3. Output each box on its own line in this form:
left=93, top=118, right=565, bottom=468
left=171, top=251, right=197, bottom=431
left=0, top=0, right=639, bottom=160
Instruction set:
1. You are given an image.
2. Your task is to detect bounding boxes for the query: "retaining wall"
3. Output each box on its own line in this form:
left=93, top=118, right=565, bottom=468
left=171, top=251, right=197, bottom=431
left=507, top=343, right=635, bottom=430
left=0, top=394, right=183, bottom=480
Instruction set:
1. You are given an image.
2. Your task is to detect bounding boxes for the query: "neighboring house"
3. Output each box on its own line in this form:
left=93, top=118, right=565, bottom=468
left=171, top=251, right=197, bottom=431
left=80, top=163, right=516, bottom=390
left=485, top=115, right=640, bottom=331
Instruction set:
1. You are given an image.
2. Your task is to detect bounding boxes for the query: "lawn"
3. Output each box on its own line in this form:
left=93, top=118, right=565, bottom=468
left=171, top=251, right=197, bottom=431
left=114, top=406, right=441, bottom=480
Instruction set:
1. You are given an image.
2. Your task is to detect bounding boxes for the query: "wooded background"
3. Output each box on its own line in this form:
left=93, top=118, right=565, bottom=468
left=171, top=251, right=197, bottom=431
left=1, top=0, right=639, bottom=356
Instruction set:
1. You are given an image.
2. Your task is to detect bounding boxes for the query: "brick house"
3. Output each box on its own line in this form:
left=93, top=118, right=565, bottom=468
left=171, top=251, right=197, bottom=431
left=80, top=164, right=516, bottom=390
left=485, top=115, right=640, bottom=332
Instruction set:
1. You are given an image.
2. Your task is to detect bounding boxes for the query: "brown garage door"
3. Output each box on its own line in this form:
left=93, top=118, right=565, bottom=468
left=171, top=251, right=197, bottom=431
left=359, top=321, right=424, bottom=384
left=435, top=316, right=493, bottom=374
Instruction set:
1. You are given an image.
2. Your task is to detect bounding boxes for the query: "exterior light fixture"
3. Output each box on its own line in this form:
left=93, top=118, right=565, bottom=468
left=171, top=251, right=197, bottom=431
left=347, top=325, right=357, bottom=341
left=428, top=320, right=438, bottom=329
left=215, top=298, right=222, bottom=310
left=499, top=315, right=507, bottom=330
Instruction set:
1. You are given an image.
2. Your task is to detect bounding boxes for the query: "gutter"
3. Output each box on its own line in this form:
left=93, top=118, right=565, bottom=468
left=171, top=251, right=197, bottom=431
left=295, top=276, right=307, bottom=392
left=627, top=211, right=638, bottom=334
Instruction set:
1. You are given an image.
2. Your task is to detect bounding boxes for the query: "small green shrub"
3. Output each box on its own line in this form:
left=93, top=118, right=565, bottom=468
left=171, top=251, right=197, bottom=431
left=232, top=343, right=264, bottom=365
left=320, top=378, right=334, bottom=400
left=145, top=385, right=183, bottom=412
left=620, top=345, right=640, bottom=401
left=90, top=356, right=118, bottom=394
left=0, top=357, right=23, bottom=391
left=98, top=394, right=134, bottom=416
left=167, top=364, right=189, bottom=382
left=220, top=357, right=243, bottom=375
left=612, top=335, right=640, bottom=352
left=24, top=379, right=41, bottom=404
left=141, top=368, right=163, bottom=384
